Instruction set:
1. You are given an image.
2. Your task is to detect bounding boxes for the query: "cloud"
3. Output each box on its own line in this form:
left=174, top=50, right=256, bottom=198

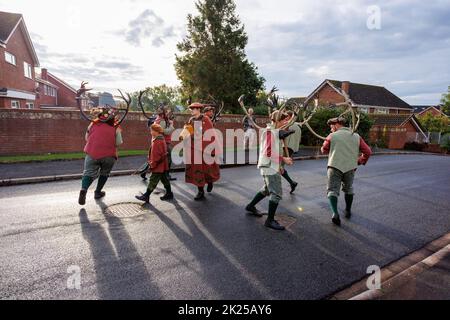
left=122, top=9, right=176, bottom=47
left=30, top=33, right=144, bottom=87
left=243, top=0, right=450, bottom=104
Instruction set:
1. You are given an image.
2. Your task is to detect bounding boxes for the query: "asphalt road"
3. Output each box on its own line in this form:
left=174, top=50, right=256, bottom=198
left=0, top=154, right=449, bottom=300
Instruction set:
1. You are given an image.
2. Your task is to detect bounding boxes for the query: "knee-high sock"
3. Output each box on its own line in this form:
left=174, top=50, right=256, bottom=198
left=268, top=200, right=279, bottom=221
left=345, top=194, right=353, bottom=211
left=282, top=170, right=296, bottom=186
left=328, top=196, right=339, bottom=217
left=247, top=192, right=266, bottom=208
left=96, top=175, right=109, bottom=192
left=198, top=186, right=204, bottom=193
left=81, top=176, right=94, bottom=191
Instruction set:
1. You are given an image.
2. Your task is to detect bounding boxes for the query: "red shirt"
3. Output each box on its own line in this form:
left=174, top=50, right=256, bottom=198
left=321, top=135, right=372, bottom=165
left=84, top=123, right=118, bottom=160
left=149, top=135, right=169, bottom=173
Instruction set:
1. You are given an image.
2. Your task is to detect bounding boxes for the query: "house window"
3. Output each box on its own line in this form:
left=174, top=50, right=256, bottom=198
left=24, top=62, right=33, bottom=79
left=359, top=107, right=369, bottom=114
left=5, top=51, right=16, bottom=65
left=376, top=108, right=388, bottom=114
left=11, top=100, right=20, bottom=109
left=26, top=102, right=34, bottom=109
left=44, top=85, right=56, bottom=97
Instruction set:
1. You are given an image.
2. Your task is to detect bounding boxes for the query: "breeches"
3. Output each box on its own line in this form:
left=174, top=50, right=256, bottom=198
left=260, top=173, right=283, bottom=203
left=327, top=167, right=355, bottom=197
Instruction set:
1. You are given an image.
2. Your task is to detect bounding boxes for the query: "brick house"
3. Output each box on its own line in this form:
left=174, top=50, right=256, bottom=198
left=0, top=11, right=40, bottom=109
left=0, top=11, right=78, bottom=110
left=413, top=105, right=447, bottom=118
left=369, top=114, right=428, bottom=149
left=36, top=68, right=78, bottom=109
left=305, top=79, right=413, bottom=115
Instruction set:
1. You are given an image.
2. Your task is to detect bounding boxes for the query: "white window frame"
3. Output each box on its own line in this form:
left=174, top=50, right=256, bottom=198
left=24, top=62, right=33, bottom=79
left=359, top=107, right=369, bottom=114
left=26, top=102, right=34, bottom=109
left=5, top=51, right=16, bottom=65
left=11, top=100, right=20, bottom=109
left=376, top=108, right=388, bottom=114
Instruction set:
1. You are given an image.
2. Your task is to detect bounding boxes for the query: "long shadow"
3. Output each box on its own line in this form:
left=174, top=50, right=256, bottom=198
left=147, top=196, right=270, bottom=299
left=79, top=203, right=162, bottom=299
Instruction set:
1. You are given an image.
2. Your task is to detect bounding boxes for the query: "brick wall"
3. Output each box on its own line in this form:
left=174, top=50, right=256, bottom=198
left=0, top=109, right=268, bottom=156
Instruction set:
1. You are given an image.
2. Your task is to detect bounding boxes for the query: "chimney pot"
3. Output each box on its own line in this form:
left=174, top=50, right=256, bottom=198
left=342, top=81, right=350, bottom=94
left=41, top=68, right=48, bottom=80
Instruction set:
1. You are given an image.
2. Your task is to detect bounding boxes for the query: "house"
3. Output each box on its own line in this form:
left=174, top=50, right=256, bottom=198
left=305, top=79, right=413, bottom=115
left=36, top=68, right=78, bottom=109
left=0, top=11, right=40, bottom=109
left=0, top=11, right=78, bottom=109
left=413, top=105, right=447, bottom=118
left=369, top=114, right=428, bottom=149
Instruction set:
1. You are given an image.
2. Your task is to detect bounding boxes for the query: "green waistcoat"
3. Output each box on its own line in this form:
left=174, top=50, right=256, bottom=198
left=328, top=127, right=360, bottom=173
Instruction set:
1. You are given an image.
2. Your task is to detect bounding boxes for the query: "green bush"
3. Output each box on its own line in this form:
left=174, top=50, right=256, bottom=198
left=440, top=133, right=450, bottom=152
left=301, top=107, right=374, bottom=146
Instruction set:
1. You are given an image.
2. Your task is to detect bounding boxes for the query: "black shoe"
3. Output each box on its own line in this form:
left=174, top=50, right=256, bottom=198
left=160, top=192, right=174, bottom=201
left=169, top=176, right=177, bottom=181
left=245, top=205, right=263, bottom=217
left=94, top=191, right=105, bottom=199
left=140, top=173, right=147, bottom=181
left=207, top=183, right=213, bottom=193
left=265, top=219, right=285, bottom=231
left=194, top=191, right=205, bottom=201
left=332, top=215, right=341, bottom=226
left=290, top=182, right=298, bottom=194
left=135, top=193, right=150, bottom=203
left=78, top=190, right=87, bottom=205
left=344, top=209, right=352, bottom=219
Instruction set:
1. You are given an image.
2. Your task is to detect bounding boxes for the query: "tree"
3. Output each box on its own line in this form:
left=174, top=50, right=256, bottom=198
left=130, top=85, right=183, bottom=111
left=419, top=113, right=449, bottom=133
left=175, top=0, right=265, bottom=113
left=441, top=86, right=450, bottom=116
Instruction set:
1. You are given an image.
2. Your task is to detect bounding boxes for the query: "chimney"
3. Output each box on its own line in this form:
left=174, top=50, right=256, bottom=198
left=341, top=81, right=350, bottom=94
left=41, top=68, right=48, bottom=80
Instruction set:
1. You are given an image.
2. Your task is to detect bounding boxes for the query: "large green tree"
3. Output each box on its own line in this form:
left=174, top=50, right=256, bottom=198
left=175, top=0, right=265, bottom=113
left=441, top=85, right=450, bottom=116
left=130, top=85, right=183, bottom=111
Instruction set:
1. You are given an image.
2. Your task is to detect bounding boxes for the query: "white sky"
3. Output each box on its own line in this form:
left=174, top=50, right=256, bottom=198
left=1, top=0, right=448, bottom=105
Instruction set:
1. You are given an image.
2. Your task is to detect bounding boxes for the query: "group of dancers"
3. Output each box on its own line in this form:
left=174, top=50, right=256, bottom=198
left=78, top=102, right=372, bottom=231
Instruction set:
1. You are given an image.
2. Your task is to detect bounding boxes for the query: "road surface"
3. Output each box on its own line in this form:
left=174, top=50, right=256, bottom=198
left=1, top=154, right=449, bottom=299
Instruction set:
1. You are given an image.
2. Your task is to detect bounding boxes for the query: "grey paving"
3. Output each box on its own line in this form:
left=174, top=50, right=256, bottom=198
left=0, top=154, right=449, bottom=300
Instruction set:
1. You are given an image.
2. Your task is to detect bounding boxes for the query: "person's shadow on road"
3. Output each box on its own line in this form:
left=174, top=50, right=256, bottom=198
left=79, top=202, right=162, bottom=299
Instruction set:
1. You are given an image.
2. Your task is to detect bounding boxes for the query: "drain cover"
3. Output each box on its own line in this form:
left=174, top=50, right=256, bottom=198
left=105, top=202, right=147, bottom=218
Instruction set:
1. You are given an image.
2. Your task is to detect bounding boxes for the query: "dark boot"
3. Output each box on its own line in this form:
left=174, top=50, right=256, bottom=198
left=207, top=183, right=213, bottom=193
left=94, top=191, right=106, bottom=199
left=264, top=201, right=285, bottom=231
left=328, top=196, right=341, bottom=226
left=344, top=194, right=353, bottom=219
left=282, top=170, right=298, bottom=194
left=160, top=192, right=174, bottom=201
left=78, top=189, right=87, bottom=205
left=95, top=176, right=109, bottom=196
left=245, top=192, right=266, bottom=217
left=194, top=187, right=205, bottom=201
left=135, top=190, right=151, bottom=203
